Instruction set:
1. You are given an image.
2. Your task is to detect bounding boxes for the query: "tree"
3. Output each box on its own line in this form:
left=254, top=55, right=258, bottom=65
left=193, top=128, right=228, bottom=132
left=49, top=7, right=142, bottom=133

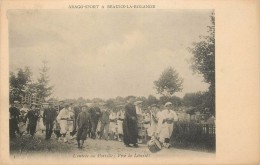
left=147, top=95, right=158, bottom=106
left=9, top=67, right=32, bottom=103
left=37, top=60, right=53, bottom=100
left=188, top=12, right=215, bottom=115
left=183, top=92, right=205, bottom=107
left=154, top=67, right=183, bottom=97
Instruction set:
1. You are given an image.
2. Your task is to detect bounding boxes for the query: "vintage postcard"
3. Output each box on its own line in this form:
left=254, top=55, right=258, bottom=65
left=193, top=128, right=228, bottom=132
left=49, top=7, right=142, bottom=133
left=0, top=0, right=259, bottom=165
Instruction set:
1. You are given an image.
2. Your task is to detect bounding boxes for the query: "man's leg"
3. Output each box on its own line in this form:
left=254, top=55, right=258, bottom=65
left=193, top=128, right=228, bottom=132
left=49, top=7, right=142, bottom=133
left=45, top=122, right=50, bottom=139
left=99, top=123, right=104, bottom=139
left=10, top=121, right=16, bottom=139
left=76, top=128, right=82, bottom=149
left=48, top=122, right=54, bottom=139
left=104, top=123, right=109, bottom=140
left=90, top=120, right=95, bottom=139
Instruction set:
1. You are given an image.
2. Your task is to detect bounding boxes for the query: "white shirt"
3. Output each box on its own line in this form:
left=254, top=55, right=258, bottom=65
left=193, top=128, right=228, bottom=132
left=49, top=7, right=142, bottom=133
left=135, top=106, right=143, bottom=115
left=57, top=108, right=72, bottom=121
left=156, top=109, right=178, bottom=133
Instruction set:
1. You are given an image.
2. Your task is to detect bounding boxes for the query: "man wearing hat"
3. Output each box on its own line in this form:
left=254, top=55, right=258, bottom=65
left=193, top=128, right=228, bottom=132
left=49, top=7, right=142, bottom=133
left=123, top=96, right=139, bottom=147
left=43, top=102, right=57, bottom=140
left=156, top=102, right=178, bottom=148
left=76, top=105, right=91, bottom=149
left=9, top=101, right=21, bottom=139
left=24, top=103, right=39, bottom=137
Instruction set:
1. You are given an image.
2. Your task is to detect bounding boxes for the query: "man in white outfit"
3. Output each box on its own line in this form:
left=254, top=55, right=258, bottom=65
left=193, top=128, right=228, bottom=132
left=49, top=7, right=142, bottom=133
left=156, top=102, right=178, bottom=148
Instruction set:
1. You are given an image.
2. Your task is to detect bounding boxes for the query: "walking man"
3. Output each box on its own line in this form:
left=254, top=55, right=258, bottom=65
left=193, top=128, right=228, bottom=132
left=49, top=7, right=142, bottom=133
left=43, top=102, right=57, bottom=140
left=9, top=101, right=21, bottom=139
left=76, top=105, right=91, bottom=149
left=24, top=103, right=39, bottom=137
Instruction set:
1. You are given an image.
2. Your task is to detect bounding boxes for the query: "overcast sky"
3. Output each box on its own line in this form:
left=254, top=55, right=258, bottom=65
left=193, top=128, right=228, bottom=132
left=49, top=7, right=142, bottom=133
left=8, top=10, right=211, bottom=100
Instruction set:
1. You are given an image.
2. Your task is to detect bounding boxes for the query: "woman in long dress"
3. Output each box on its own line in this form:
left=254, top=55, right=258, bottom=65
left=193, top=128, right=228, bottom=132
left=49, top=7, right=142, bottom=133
left=37, top=108, right=46, bottom=133
left=109, top=109, right=117, bottom=140
left=116, top=105, right=125, bottom=141
left=57, top=104, right=73, bottom=143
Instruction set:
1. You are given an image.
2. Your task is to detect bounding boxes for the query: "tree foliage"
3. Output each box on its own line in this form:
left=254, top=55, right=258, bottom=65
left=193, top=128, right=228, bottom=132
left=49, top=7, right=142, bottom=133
left=9, top=67, right=32, bottom=103
left=183, top=92, right=205, bottom=107
left=147, top=95, right=158, bottom=106
left=188, top=12, right=215, bottom=115
left=154, top=67, right=183, bottom=97
left=37, top=60, right=53, bottom=100
left=188, top=12, right=215, bottom=86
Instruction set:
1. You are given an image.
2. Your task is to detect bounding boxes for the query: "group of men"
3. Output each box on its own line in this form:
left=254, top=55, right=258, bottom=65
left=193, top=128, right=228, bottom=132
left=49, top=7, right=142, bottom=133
left=9, top=97, right=179, bottom=149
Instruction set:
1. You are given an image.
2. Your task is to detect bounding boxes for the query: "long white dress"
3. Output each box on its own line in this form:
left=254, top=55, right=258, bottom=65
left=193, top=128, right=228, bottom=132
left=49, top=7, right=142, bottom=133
left=147, top=111, right=157, bottom=137
left=109, top=112, right=117, bottom=133
left=156, top=109, right=178, bottom=143
left=37, top=110, right=46, bottom=131
left=57, top=108, right=72, bottom=134
left=116, top=110, right=124, bottom=134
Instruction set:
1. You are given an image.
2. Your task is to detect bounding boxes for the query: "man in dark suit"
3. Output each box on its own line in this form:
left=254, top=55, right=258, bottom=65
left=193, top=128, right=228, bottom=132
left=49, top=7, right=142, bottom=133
left=76, top=105, right=91, bottom=149
left=89, top=105, right=101, bottom=139
left=43, top=102, right=57, bottom=140
left=24, top=103, right=39, bottom=137
left=9, top=101, right=21, bottom=139
left=123, top=97, right=139, bottom=147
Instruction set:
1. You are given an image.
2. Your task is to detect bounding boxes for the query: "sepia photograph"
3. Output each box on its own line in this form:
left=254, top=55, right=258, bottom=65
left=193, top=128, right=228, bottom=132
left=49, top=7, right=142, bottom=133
left=7, top=9, right=216, bottom=159
left=1, top=0, right=260, bottom=164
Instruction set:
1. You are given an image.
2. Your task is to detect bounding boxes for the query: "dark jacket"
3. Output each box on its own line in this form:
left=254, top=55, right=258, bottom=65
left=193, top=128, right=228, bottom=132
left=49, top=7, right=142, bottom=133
left=100, top=111, right=110, bottom=124
left=43, top=108, right=57, bottom=123
left=9, top=106, right=20, bottom=123
left=89, top=107, right=101, bottom=122
left=25, top=110, right=39, bottom=124
left=77, top=111, right=91, bottom=129
left=123, top=103, right=138, bottom=144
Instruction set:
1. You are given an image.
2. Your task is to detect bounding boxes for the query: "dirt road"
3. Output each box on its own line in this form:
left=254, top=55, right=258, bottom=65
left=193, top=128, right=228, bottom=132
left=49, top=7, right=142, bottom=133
left=10, top=132, right=215, bottom=159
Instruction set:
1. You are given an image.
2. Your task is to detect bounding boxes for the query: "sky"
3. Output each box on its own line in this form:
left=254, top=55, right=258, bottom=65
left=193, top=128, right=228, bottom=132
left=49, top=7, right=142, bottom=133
left=8, top=9, right=212, bottom=100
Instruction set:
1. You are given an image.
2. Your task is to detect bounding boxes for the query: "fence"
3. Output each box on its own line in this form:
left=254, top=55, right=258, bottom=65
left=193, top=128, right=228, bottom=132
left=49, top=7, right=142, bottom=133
left=170, top=122, right=216, bottom=151
left=21, top=93, right=44, bottom=106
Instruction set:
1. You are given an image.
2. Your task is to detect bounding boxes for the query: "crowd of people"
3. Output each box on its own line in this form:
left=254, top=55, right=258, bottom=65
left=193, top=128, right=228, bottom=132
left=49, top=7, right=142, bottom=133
left=9, top=96, right=179, bottom=150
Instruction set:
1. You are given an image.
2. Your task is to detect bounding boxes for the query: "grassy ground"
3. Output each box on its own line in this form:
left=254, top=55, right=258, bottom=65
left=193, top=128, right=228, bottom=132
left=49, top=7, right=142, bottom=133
left=10, top=133, right=73, bottom=155
left=10, top=132, right=215, bottom=157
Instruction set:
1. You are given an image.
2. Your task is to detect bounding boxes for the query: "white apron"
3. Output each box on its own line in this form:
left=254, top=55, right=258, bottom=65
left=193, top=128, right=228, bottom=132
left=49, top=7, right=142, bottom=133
left=156, top=109, right=178, bottom=142
left=57, top=108, right=72, bottom=134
